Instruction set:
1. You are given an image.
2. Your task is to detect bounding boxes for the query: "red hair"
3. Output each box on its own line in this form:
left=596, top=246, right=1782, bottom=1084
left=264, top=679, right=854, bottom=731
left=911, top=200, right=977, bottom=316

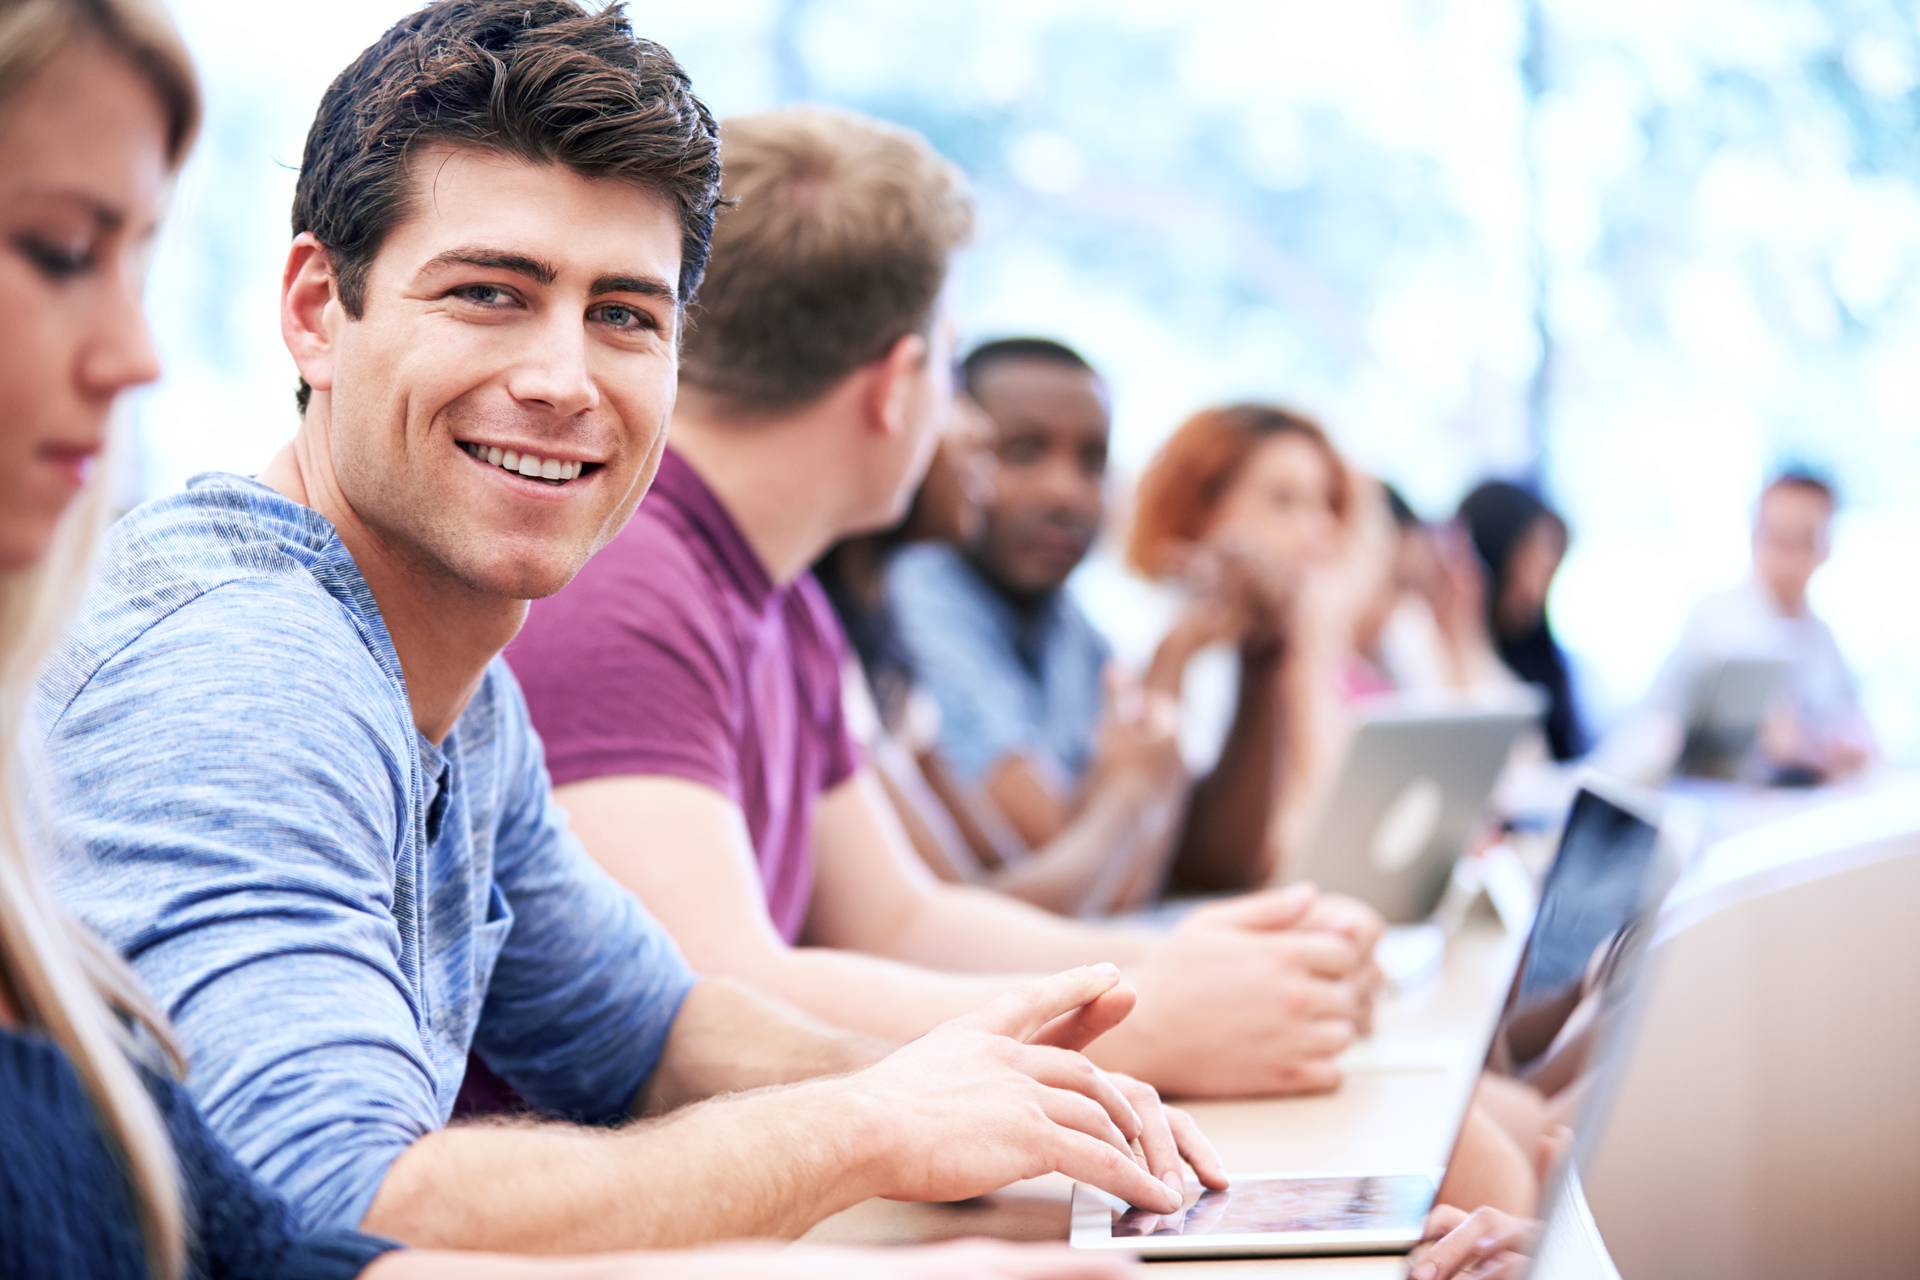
left=1126, top=403, right=1353, bottom=578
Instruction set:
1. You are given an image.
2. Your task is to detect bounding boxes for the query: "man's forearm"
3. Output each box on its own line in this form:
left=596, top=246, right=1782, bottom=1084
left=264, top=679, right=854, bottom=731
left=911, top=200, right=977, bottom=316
left=363, top=1075, right=882, bottom=1253
left=884, top=879, right=1158, bottom=974
left=723, top=935, right=1022, bottom=1042
left=764, top=887, right=1155, bottom=1043
left=636, top=977, right=889, bottom=1113
left=636, top=977, right=888, bottom=1114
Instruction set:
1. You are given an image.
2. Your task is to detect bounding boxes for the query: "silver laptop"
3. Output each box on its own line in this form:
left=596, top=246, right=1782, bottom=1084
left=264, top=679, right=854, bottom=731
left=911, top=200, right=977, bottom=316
left=1673, top=655, right=1793, bottom=781
left=1069, top=784, right=1679, bottom=1261
left=1289, top=700, right=1541, bottom=922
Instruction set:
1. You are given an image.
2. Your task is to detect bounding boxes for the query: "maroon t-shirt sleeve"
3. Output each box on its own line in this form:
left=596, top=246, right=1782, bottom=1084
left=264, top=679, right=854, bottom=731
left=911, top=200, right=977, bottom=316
left=508, top=531, right=744, bottom=802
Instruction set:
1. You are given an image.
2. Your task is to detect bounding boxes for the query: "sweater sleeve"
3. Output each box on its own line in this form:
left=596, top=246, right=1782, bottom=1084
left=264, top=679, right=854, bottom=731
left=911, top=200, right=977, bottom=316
left=154, top=1073, right=401, bottom=1280
left=46, top=583, right=440, bottom=1230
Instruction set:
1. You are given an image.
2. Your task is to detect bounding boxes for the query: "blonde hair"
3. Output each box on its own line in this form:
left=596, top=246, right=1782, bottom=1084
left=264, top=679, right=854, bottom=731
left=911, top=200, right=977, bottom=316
left=681, top=105, right=974, bottom=414
left=0, top=3, right=200, bottom=1277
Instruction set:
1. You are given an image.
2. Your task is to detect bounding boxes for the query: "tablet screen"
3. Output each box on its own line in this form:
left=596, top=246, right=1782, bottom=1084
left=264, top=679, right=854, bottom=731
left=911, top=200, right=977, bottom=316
left=1111, top=1172, right=1435, bottom=1238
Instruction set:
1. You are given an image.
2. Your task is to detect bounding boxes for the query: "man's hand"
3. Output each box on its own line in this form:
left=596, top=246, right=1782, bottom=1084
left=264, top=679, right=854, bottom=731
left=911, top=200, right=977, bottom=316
left=1406, top=1205, right=1538, bottom=1280
left=836, top=965, right=1227, bottom=1212
left=1298, top=892, right=1387, bottom=1033
left=1112, top=885, right=1371, bottom=1097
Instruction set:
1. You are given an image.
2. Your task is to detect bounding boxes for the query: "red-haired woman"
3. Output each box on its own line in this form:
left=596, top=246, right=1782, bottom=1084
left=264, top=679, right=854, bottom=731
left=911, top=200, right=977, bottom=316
left=1123, top=402, right=1377, bottom=890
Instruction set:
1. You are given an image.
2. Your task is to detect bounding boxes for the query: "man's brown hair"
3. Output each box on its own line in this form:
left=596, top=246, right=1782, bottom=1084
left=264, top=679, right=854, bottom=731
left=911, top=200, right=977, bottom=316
left=681, top=105, right=974, bottom=415
left=290, top=0, right=721, bottom=410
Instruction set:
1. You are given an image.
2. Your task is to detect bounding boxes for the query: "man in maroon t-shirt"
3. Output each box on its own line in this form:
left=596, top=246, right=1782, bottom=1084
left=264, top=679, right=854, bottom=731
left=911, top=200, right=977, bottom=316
left=510, top=106, right=1384, bottom=1101
left=512, top=445, right=855, bottom=943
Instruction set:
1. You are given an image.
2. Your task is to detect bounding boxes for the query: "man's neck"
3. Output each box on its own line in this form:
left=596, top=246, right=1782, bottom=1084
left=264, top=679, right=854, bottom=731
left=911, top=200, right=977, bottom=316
left=260, top=421, right=521, bottom=745
left=669, top=394, right=854, bottom=585
left=1758, top=575, right=1809, bottom=619
left=964, top=545, right=1055, bottom=618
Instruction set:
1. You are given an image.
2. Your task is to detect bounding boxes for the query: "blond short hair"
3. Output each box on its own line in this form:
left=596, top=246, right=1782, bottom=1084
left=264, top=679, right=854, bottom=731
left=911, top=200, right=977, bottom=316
left=682, top=105, right=974, bottom=414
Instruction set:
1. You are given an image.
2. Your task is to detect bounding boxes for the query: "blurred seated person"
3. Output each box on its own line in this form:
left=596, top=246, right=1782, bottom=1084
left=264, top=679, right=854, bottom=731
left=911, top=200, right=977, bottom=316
left=887, top=353, right=1324, bottom=898
left=1120, top=403, right=1372, bottom=890
left=820, top=395, right=1186, bottom=915
left=1623, top=468, right=1875, bottom=783
left=1353, top=483, right=1516, bottom=699
left=1458, top=481, right=1585, bottom=761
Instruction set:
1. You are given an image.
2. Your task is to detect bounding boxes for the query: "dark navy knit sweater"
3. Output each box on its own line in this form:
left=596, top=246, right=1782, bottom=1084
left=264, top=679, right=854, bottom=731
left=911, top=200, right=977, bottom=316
left=0, top=1023, right=399, bottom=1279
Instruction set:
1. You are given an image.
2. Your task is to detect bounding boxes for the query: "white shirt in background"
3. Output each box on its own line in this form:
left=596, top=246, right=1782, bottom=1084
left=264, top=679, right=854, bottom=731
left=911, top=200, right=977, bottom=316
left=1648, top=579, right=1865, bottom=733
left=1595, top=578, right=1869, bottom=783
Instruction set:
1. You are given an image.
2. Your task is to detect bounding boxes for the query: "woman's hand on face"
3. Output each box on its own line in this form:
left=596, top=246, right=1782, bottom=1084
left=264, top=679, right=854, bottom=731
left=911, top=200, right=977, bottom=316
left=1191, top=539, right=1307, bottom=653
left=1427, top=523, right=1491, bottom=641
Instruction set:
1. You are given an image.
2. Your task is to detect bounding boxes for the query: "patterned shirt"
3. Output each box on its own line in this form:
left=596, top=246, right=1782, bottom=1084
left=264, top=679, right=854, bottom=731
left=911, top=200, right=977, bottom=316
left=887, top=541, right=1109, bottom=785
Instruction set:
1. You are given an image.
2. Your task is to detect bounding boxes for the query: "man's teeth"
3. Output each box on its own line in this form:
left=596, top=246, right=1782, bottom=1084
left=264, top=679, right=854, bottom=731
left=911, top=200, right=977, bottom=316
left=459, top=442, right=584, bottom=483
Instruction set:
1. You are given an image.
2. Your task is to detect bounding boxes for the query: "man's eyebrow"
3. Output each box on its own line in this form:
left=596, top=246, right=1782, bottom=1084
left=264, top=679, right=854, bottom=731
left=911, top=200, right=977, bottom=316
left=415, top=246, right=558, bottom=285
left=412, top=248, right=676, bottom=305
left=590, top=273, right=678, bottom=305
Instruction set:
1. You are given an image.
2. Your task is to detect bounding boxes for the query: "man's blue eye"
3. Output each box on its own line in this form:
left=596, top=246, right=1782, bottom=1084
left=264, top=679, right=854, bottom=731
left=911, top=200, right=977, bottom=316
left=596, top=303, right=652, bottom=330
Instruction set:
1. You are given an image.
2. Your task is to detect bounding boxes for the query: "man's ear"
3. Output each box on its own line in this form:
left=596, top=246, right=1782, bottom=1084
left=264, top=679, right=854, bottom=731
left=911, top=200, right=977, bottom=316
left=281, top=232, right=342, bottom=403
left=863, top=331, right=930, bottom=439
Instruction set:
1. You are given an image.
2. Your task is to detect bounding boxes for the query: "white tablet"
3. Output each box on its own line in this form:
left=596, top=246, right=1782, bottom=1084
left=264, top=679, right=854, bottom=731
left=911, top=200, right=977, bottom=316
left=1067, top=1168, right=1440, bottom=1259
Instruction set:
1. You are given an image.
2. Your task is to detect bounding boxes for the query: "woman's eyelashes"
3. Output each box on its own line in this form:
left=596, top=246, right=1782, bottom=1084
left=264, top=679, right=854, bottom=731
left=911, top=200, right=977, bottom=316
left=13, top=234, right=95, bottom=281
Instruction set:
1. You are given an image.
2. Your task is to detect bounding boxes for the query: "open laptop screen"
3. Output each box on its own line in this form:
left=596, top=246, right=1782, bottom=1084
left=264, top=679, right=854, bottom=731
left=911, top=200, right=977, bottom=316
left=1506, top=792, right=1663, bottom=1060
left=1071, top=786, right=1671, bottom=1259
left=1436, top=785, right=1665, bottom=1190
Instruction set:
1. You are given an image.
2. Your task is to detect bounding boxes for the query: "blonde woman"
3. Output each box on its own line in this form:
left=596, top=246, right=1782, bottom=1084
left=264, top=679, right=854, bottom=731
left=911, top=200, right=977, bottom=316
left=0, top=4, right=1137, bottom=1279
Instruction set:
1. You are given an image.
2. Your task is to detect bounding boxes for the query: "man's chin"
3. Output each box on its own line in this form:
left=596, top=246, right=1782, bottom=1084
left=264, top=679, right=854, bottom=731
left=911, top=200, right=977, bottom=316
left=455, top=554, right=590, bottom=604
left=998, top=562, right=1078, bottom=600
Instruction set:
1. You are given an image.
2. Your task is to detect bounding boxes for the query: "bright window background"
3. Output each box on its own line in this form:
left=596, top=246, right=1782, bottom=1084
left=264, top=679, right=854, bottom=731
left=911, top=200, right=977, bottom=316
left=141, top=0, right=1920, bottom=760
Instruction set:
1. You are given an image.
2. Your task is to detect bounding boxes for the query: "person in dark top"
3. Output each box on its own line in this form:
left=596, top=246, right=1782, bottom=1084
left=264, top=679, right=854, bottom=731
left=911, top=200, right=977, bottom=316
left=1458, top=480, right=1586, bottom=760
left=0, top=3, right=1138, bottom=1277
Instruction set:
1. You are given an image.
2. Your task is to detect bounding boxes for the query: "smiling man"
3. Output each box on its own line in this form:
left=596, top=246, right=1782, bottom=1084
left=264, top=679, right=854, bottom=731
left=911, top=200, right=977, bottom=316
left=37, top=0, right=1211, bottom=1255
